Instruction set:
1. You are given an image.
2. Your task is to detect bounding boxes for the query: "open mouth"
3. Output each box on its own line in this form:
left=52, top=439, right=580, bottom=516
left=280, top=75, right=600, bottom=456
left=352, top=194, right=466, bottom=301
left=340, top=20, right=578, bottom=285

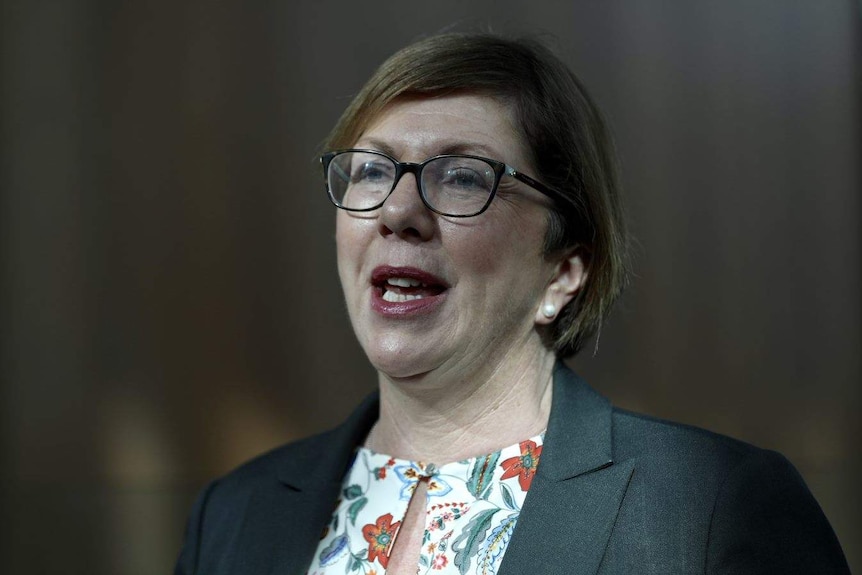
left=379, top=277, right=447, bottom=302
left=371, top=266, right=449, bottom=310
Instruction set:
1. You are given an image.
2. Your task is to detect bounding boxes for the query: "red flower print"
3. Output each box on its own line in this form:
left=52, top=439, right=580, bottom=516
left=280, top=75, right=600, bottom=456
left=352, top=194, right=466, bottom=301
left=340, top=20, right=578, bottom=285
left=500, top=439, right=542, bottom=491
left=373, top=457, right=396, bottom=480
left=431, top=554, right=448, bottom=569
left=362, top=513, right=401, bottom=568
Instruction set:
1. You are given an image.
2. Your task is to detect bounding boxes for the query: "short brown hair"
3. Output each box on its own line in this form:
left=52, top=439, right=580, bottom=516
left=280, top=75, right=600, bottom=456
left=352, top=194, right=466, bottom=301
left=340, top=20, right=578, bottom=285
left=326, top=32, right=629, bottom=356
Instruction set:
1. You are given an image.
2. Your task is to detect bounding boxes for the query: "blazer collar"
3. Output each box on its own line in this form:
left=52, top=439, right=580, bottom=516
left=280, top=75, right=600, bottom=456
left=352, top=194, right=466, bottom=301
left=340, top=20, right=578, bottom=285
left=540, top=360, right=614, bottom=480
left=498, top=363, right=632, bottom=575
left=254, top=394, right=381, bottom=575
left=276, top=390, right=379, bottom=491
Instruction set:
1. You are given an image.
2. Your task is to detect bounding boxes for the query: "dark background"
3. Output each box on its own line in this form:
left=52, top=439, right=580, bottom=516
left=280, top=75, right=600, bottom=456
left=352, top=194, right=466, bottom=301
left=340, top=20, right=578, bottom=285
left=2, top=1, right=859, bottom=573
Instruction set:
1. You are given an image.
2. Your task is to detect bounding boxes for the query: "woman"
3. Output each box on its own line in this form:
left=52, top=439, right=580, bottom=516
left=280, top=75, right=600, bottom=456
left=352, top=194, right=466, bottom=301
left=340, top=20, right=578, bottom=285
left=175, top=33, right=849, bottom=574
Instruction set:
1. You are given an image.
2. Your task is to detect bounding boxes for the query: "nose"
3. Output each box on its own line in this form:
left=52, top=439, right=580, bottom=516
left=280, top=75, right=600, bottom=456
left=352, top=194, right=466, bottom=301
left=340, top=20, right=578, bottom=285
left=377, top=167, right=435, bottom=241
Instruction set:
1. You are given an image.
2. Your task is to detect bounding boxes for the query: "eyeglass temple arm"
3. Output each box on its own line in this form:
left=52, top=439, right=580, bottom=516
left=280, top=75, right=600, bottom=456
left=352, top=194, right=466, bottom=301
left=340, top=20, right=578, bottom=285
left=505, top=166, right=575, bottom=210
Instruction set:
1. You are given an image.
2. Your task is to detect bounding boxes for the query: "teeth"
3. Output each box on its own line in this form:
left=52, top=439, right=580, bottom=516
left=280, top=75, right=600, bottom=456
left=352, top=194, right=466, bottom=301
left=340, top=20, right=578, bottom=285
left=382, top=290, right=426, bottom=303
left=386, top=277, right=423, bottom=287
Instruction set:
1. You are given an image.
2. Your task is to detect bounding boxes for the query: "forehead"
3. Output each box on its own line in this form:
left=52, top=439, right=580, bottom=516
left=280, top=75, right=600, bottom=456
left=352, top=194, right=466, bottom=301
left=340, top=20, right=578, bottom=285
left=355, top=93, right=527, bottom=163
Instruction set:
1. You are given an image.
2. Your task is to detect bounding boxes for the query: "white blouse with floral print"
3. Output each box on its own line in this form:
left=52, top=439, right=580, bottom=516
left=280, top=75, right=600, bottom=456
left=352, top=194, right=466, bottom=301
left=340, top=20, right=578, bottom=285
left=306, top=433, right=544, bottom=575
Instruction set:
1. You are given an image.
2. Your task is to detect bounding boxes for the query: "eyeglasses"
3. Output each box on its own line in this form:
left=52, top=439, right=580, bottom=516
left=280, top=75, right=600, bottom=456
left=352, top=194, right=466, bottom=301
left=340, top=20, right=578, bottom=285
left=320, top=149, right=565, bottom=218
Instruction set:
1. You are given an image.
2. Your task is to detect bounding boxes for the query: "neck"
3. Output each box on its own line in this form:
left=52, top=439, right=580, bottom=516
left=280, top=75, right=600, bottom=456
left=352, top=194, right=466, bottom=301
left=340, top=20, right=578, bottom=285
left=366, top=343, right=557, bottom=464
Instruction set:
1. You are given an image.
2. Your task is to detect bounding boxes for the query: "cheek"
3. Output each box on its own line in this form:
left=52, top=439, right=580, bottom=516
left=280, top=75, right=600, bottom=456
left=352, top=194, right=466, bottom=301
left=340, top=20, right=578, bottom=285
left=447, top=212, right=547, bottom=276
left=335, top=213, right=369, bottom=272
left=334, top=211, right=353, bottom=247
left=335, top=218, right=364, bottom=302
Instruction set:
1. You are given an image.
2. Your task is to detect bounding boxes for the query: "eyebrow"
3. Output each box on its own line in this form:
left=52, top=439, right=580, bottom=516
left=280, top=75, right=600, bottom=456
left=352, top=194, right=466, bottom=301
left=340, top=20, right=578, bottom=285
left=354, top=138, right=504, bottom=161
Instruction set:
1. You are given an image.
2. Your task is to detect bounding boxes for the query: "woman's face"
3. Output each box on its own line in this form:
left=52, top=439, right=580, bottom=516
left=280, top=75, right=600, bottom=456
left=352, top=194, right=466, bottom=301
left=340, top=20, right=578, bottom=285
left=336, top=93, right=561, bottom=381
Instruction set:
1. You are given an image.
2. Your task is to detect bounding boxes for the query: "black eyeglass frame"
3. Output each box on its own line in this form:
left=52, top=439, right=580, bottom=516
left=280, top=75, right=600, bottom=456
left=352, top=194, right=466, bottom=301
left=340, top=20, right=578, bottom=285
left=320, top=149, right=569, bottom=218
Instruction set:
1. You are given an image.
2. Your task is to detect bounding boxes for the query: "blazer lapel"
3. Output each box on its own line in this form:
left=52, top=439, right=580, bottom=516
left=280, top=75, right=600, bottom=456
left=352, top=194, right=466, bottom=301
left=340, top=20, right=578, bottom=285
left=232, top=393, right=380, bottom=575
left=499, top=363, right=635, bottom=575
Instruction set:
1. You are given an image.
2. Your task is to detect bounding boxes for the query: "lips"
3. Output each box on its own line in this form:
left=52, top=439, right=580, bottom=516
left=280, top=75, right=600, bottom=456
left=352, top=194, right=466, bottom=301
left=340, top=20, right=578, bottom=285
left=370, top=266, right=449, bottom=316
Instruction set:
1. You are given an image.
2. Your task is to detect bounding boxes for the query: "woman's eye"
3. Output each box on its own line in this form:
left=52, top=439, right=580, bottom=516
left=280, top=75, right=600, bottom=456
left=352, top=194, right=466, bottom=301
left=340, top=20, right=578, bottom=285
left=352, top=162, right=390, bottom=183
left=442, top=168, right=490, bottom=190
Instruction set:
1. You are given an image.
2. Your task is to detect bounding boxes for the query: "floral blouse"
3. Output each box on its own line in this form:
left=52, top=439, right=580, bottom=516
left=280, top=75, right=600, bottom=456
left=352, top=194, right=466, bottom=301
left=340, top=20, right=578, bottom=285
left=306, top=433, right=544, bottom=574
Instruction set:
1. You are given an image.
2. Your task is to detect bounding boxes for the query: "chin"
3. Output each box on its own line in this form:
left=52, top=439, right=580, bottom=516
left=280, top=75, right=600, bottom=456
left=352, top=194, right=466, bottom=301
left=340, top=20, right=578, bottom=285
left=362, top=336, right=440, bottom=382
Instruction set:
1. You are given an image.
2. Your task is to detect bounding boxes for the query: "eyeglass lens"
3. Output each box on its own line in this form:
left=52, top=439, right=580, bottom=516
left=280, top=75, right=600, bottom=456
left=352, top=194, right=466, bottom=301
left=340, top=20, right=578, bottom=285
left=327, top=151, right=497, bottom=216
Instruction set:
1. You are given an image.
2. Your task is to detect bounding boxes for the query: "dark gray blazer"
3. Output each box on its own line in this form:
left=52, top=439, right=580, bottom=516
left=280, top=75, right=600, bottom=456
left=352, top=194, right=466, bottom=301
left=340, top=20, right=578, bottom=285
left=174, top=363, right=849, bottom=574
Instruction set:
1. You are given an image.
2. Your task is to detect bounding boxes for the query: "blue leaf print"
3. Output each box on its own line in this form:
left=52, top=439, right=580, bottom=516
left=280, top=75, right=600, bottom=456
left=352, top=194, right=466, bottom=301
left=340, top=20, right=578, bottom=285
left=343, top=484, right=363, bottom=500
left=347, top=497, right=367, bottom=526
left=466, top=452, right=500, bottom=499
left=452, top=508, right=497, bottom=575
left=318, top=534, right=349, bottom=567
left=500, top=482, right=517, bottom=511
left=476, top=513, right=518, bottom=575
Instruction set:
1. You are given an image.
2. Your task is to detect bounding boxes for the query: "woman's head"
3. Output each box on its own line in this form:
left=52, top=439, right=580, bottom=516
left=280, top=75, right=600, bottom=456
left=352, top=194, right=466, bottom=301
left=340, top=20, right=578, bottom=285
left=326, top=32, right=628, bottom=359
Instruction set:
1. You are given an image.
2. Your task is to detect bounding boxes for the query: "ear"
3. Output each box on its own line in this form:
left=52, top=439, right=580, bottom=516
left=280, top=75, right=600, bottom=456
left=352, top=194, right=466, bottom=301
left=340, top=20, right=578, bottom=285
left=535, top=249, right=588, bottom=325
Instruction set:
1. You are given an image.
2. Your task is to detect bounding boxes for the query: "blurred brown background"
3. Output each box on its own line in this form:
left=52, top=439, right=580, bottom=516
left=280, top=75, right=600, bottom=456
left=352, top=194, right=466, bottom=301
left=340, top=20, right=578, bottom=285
left=1, top=1, right=859, bottom=573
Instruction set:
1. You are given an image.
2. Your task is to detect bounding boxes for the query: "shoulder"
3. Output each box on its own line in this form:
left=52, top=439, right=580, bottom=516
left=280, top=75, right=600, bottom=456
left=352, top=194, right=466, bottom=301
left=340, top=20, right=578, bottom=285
left=211, top=427, right=344, bottom=492
left=205, top=390, right=379, bottom=499
left=174, top=425, right=360, bottom=575
left=607, top=407, right=826, bottom=510
left=604, top=408, right=849, bottom=573
left=611, top=407, right=757, bottom=469
left=608, top=406, right=799, bottom=517
left=186, top=427, right=343, bottom=524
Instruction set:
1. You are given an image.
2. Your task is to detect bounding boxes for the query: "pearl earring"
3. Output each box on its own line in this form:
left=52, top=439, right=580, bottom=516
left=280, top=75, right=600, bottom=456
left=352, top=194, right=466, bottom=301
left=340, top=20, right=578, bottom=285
left=542, top=303, right=557, bottom=319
